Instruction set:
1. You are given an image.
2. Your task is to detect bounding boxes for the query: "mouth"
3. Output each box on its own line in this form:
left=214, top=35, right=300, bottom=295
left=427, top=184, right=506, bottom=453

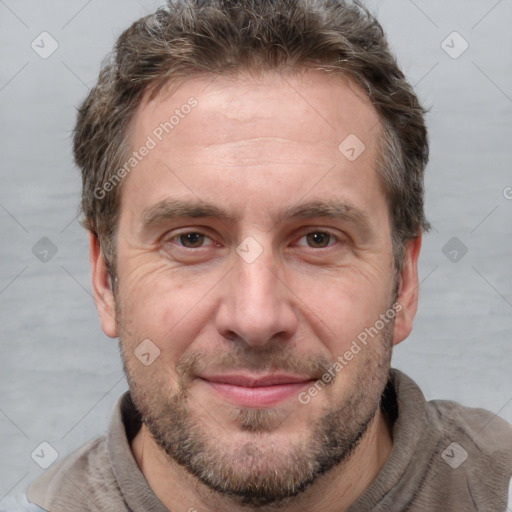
left=198, top=373, right=316, bottom=408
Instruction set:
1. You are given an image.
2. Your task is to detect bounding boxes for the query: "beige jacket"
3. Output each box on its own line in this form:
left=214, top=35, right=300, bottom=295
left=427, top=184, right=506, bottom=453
left=22, top=369, right=512, bottom=512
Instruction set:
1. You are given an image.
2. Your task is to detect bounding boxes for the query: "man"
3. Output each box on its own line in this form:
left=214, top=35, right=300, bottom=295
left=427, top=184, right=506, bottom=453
left=4, top=0, right=511, bottom=510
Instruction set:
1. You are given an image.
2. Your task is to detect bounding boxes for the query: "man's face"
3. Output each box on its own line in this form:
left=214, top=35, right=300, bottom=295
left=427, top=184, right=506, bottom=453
left=92, top=70, right=419, bottom=505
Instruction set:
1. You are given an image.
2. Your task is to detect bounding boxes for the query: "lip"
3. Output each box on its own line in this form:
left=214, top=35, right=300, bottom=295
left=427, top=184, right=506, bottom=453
left=198, top=373, right=315, bottom=408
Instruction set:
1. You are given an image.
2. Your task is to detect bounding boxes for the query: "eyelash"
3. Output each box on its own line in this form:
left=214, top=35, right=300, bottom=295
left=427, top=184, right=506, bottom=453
left=171, top=232, right=217, bottom=249
left=165, top=229, right=342, bottom=250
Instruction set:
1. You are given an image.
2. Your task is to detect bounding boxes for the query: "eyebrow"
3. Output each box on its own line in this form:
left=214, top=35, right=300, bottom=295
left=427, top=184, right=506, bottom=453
left=276, top=200, right=370, bottom=228
left=140, top=199, right=230, bottom=228
left=140, top=198, right=371, bottom=232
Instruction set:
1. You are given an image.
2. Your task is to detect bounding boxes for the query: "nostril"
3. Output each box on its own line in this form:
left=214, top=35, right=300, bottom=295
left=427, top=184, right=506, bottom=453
left=223, top=330, right=240, bottom=343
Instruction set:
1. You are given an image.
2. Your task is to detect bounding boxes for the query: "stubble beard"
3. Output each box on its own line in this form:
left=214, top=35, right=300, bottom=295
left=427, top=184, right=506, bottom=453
left=119, top=309, right=394, bottom=507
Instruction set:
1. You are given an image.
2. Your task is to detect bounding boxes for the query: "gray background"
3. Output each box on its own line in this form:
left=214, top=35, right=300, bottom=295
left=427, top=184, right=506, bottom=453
left=1, top=0, right=511, bottom=500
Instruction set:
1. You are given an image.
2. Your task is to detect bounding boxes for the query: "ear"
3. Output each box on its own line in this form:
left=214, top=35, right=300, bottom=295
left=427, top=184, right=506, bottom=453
left=392, top=235, right=422, bottom=346
left=88, top=231, right=118, bottom=338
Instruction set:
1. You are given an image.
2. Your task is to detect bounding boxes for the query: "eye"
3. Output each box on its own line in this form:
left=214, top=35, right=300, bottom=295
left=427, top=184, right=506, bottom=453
left=173, top=232, right=214, bottom=248
left=159, top=229, right=222, bottom=264
left=296, top=231, right=337, bottom=248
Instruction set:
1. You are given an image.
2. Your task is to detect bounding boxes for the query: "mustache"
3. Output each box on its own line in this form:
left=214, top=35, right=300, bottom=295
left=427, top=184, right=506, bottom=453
left=175, top=346, right=334, bottom=385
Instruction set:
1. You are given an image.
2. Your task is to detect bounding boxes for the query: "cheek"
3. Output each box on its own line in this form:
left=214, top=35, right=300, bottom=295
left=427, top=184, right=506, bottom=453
left=286, top=267, right=393, bottom=350
left=116, top=260, right=223, bottom=362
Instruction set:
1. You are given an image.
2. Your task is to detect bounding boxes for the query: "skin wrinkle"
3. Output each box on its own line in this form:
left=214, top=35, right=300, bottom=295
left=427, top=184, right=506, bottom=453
left=90, top=70, right=421, bottom=512
left=137, top=199, right=375, bottom=256
left=72, top=3, right=431, bottom=508
left=77, top=2, right=430, bottom=277
left=121, top=316, right=394, bottom=507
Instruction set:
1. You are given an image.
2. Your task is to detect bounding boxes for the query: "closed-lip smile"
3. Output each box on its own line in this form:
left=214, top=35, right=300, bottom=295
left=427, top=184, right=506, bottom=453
left=198, top=373, right=316, bottom=407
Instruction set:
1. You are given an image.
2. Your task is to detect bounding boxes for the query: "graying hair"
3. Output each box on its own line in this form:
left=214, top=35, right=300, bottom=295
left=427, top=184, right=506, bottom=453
left=73, top=0, right=429, bottom=274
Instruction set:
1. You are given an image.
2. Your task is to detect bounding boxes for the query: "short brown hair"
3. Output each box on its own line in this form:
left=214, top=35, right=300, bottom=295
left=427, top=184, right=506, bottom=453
left=74, top=0, right=429, bottom=274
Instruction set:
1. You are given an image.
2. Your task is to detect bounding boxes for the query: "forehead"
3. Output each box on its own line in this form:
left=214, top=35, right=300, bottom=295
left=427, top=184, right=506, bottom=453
left=122, top=69, right=386, bottom=226
left=133, top=69, right=380, bottom=148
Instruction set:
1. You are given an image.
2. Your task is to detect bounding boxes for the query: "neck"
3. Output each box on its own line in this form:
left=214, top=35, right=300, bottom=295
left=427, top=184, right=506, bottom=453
left=131, top=408, right=393, bottom=512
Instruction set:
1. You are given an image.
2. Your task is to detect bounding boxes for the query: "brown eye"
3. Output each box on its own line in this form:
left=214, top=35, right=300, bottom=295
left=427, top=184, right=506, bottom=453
left=305, top=232, right=334, bottom=248
left=178, top=233, right=206, bottom=248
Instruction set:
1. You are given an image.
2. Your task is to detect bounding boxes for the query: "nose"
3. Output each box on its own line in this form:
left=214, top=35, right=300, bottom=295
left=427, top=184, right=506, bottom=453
left=215, top=246, right=299, bottom=347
